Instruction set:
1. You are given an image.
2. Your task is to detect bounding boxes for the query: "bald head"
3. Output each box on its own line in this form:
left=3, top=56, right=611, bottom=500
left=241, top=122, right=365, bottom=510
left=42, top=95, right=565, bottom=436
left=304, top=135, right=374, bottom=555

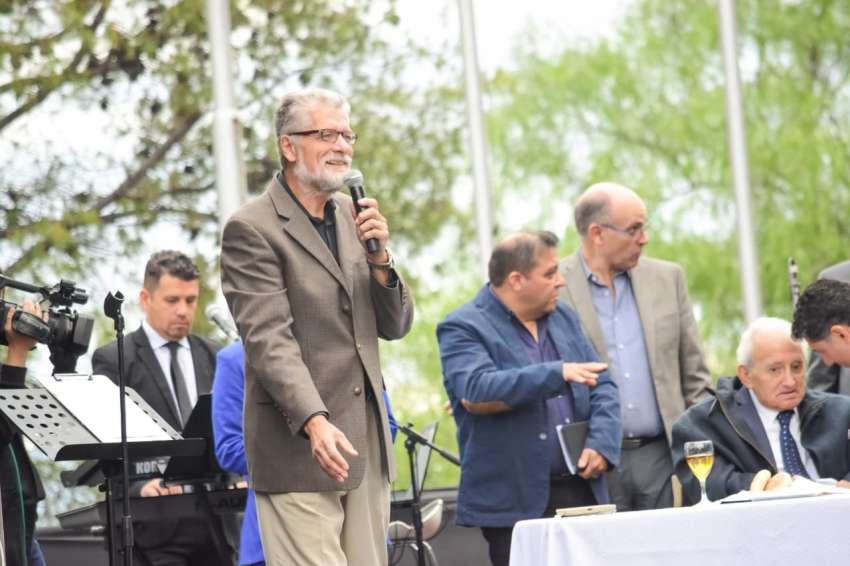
left=574, top=182, right=648, bottom=275
left=574, top=182, right=644, bottom=237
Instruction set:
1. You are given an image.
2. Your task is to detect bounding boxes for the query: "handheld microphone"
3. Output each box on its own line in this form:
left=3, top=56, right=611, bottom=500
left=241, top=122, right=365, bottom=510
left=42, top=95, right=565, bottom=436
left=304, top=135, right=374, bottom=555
left=205, top=304, right=240, bottom=343
left=343, top=169, right=379, bottom=254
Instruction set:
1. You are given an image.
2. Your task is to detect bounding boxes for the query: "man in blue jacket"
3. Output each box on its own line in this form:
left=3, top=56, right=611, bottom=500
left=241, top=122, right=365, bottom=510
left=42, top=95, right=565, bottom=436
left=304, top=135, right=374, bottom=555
left=437, top=231, right=621, bottom=566
left=212, top=341, right=399, bottom=566
left=212, top=341, right=266, bottom=566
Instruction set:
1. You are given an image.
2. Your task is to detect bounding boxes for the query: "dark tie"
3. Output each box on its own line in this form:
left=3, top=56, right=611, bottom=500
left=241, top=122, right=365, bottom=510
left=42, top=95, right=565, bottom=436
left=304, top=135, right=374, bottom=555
left=166, top=341, right=193, bottom=428
left=777, top=410, right=809, bottom=478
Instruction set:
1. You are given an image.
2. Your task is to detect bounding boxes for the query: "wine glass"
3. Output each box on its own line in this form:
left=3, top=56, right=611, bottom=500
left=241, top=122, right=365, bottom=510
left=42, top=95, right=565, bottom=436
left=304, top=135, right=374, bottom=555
left=684, top=440, right=715, bottom=506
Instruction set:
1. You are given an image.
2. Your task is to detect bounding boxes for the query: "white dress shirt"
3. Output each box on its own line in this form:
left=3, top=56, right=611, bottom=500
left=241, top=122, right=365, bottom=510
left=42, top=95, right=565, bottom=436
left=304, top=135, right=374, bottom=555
left=749, top=390, right=818, bottom=479
left=142, top=320, right=198, bottom=420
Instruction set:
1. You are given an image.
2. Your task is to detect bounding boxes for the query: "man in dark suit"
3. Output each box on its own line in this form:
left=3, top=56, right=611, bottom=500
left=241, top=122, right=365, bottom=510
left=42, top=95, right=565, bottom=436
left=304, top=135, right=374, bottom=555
left=672, top=317, right=850, bottom=503
left=220, top=88, right=413, bottom=565
left=92, top=250, right=232, bottom=566
left=438, top=231, right=621, bottom=566
left=804, top=262, right=850, bottom=394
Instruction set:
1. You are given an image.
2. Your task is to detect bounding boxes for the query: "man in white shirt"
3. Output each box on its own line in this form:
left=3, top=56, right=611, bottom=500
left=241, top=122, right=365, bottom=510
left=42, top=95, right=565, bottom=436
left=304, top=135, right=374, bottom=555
left=92, top=250, right=232, bottom=565
left=671, top=317, right=850, bottom=503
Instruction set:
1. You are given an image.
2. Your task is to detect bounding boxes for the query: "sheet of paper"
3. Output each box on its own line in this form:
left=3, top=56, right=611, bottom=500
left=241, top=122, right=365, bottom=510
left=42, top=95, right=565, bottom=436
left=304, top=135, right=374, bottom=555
left=721, top=476, right=850, bottom=503
left=36, top=373, right=172, bottom=443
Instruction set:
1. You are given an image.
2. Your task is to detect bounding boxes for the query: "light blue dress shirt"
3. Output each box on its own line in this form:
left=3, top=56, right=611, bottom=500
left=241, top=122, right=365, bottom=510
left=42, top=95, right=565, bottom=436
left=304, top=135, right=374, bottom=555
left=580, top=257, right=664, bottom=438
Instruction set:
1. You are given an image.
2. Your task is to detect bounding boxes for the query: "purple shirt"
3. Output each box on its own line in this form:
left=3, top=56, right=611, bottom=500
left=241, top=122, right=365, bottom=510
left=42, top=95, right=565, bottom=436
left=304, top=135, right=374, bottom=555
left=489, top=288, right=575, bottom=475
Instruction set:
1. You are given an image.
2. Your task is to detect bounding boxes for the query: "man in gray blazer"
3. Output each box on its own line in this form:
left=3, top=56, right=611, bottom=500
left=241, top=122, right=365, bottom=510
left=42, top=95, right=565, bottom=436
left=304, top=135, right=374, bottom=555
left=92, top=250, right=233, bottom=565
left=559, top=182, right=711, bottom=510
left=805, top=261, right=850, bottom=395
left=220, top=88, right=413, bottom=566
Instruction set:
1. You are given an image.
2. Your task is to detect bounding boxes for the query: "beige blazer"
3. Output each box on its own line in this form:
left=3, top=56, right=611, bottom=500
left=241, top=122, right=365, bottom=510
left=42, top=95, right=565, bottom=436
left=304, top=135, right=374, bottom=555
left=559, top=252, right=711, bottom=441
left=220, top=177, right=413, bottom=493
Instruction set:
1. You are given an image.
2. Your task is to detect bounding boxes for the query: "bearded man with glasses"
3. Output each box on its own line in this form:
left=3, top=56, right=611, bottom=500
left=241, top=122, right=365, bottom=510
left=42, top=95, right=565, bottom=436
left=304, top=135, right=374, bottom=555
left=220, top=88, right=413, bottom=565
left=558, top=182, right=712, bottom=511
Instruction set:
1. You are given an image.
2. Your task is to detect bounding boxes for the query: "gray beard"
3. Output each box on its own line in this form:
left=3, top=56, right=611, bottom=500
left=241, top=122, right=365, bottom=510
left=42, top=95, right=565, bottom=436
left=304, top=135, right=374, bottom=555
left=293, top=159, right=346, bottom=194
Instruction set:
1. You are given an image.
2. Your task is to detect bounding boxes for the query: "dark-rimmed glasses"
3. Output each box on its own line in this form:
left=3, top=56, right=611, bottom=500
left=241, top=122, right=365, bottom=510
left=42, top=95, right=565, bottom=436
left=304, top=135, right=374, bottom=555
left=286, top=129, right=358, bottom=145
left=600, top=222, right=648, bottom=238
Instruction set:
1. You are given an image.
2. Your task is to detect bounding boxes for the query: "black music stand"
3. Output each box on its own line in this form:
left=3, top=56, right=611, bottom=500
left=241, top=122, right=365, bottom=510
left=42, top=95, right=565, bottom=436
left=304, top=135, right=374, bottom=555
left=397, top=422, right=460, bottom=566
left=163, top=394, right=227, bottom=483
left=0, top=378, right=205, bottom=566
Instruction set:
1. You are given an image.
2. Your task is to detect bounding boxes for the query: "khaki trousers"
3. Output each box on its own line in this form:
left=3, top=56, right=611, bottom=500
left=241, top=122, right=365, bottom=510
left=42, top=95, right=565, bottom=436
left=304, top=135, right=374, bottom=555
left=256, top=403, right=389, bottom=566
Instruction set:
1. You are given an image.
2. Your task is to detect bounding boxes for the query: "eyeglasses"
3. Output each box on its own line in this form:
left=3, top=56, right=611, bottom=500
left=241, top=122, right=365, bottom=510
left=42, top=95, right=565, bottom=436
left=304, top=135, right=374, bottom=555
left=600, top=222, right=648, bottom=238
left=286, top=129, right=358, bottom=145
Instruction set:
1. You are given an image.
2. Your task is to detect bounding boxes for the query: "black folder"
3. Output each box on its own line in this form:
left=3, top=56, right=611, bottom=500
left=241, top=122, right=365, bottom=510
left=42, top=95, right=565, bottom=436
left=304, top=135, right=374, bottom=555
left=556, top=420, right=588, bottom=475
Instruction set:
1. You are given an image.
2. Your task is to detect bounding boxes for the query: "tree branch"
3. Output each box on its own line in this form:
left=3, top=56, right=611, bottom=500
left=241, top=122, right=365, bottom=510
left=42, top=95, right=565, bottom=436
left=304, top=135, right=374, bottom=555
left=0, top=110, right=203, bottom=241
left=93, top=110, right=203, bottom=212
left=0, top=2, right=108, bottom=132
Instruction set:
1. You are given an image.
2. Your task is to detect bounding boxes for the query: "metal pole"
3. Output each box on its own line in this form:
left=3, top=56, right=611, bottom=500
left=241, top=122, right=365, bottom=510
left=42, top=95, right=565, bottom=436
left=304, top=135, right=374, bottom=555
left=207, top=0, right=247, bottom=322
left=207, top=0, right=247, bottom=229
left=458, top=0, right=493, bottom=280
left=718, top=0, right=762, bottom=321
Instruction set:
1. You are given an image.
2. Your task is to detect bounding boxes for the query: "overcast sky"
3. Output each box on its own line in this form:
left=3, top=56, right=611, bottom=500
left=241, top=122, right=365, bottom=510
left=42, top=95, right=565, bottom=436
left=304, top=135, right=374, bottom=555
left=400, top=0, right=626, bottom=73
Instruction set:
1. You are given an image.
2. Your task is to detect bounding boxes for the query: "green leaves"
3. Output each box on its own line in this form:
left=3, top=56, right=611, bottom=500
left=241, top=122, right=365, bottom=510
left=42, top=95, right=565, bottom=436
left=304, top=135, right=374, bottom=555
left=485, top=0, right=850, bottom=375
left=0, top=0, right=465, bottom=279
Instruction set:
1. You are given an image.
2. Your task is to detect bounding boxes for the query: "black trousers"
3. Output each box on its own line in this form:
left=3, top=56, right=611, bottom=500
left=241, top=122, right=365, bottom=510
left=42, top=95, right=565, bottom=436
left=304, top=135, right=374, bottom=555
left=481, top=476, right=596, bottom=566
left=133, top=516, right=234, bottom=566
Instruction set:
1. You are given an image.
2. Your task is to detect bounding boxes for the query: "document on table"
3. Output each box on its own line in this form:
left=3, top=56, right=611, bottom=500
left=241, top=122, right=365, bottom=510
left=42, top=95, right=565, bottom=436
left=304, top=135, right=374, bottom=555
left=721, top=476, right=850, bottom=503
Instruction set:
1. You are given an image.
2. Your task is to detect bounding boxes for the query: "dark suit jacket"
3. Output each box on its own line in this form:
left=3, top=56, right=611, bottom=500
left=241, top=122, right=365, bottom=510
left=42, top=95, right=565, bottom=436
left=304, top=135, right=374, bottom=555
left=672, top=376, right=850, bottom=503
left=807, top=260, right=850, bottom=395
left=437, top=285, right=621, bottom=528
left=1, top=364, right=45, bottom=565
left=221, top=177, right=413, bottom=493
left=92, top=327, right=219, bottom=431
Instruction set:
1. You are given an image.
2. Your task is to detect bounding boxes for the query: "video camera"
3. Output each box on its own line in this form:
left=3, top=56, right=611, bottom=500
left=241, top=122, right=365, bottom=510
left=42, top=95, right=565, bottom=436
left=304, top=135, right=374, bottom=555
left=0, top=274, right=94, bottom=373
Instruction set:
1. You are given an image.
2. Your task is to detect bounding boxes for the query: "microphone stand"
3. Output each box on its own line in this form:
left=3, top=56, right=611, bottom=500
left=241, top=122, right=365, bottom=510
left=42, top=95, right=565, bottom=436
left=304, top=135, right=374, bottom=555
left=397, top=423, right=460, bottom=566
left=104, top=291, right=133, bottom=566
left=788, top=257, right=801, bottom=308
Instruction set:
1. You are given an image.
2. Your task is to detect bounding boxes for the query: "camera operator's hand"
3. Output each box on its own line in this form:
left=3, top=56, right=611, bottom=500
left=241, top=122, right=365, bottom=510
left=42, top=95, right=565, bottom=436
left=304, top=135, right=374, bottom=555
left=4, top=300, right=44, bottom=368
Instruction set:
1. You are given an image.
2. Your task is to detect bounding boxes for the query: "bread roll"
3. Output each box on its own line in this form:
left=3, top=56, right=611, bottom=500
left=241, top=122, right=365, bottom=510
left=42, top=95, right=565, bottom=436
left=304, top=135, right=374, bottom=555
left=750, top=469, right=771, bottom=492
left=764, top=471, right=793, bottom=491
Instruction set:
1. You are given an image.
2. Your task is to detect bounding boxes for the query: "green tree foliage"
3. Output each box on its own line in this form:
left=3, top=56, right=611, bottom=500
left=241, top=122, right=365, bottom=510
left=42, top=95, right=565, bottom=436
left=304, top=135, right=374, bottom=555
left=0, top=0, right=465, bottom=280
left=0, top=0, right=469, bottom=520
left=485, top=0, right=850, bottom=374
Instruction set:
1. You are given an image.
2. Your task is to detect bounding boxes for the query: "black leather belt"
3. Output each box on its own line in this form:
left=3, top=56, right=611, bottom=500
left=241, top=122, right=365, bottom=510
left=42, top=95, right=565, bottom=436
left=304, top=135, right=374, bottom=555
left=621, top=434, right=664, bottom=450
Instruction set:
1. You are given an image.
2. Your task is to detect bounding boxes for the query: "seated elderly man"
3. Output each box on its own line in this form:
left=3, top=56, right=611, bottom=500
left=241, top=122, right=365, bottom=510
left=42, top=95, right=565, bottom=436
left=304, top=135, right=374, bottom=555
left=672, top=317, right=850, bottom=503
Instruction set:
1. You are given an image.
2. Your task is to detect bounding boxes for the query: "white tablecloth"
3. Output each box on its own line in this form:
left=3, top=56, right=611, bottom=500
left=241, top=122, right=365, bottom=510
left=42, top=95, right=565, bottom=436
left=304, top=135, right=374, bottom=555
left=510, top=494, right=850, bottom=566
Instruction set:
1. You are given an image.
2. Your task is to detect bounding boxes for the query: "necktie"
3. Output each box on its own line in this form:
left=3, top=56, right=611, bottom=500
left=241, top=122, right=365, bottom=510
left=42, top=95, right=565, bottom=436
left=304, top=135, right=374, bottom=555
left=166, top=341, right=193, bottom=428
left=777, top=410, right=809, bottom=478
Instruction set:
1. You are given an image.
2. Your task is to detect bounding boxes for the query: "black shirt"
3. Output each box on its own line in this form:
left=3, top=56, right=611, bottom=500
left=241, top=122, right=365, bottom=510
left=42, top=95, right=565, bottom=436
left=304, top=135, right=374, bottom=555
left=278, top=172, right=340, bottom=264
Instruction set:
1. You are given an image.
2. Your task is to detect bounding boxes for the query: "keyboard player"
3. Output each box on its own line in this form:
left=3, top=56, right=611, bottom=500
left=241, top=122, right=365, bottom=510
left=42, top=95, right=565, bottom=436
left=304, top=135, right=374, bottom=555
left=92, top=250, right=236, bottom=566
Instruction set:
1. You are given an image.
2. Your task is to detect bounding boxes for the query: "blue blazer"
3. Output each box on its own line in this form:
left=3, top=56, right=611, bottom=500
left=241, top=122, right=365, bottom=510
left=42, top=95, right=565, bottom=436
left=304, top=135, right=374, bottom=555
left=437, top=285, right=621, bottom=528
left=212, top=342, right=265, bottom=566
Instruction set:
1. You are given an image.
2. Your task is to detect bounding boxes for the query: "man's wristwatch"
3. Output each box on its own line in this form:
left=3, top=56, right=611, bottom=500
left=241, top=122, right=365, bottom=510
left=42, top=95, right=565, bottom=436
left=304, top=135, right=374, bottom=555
left=367, top=250, right=395, bottom=271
